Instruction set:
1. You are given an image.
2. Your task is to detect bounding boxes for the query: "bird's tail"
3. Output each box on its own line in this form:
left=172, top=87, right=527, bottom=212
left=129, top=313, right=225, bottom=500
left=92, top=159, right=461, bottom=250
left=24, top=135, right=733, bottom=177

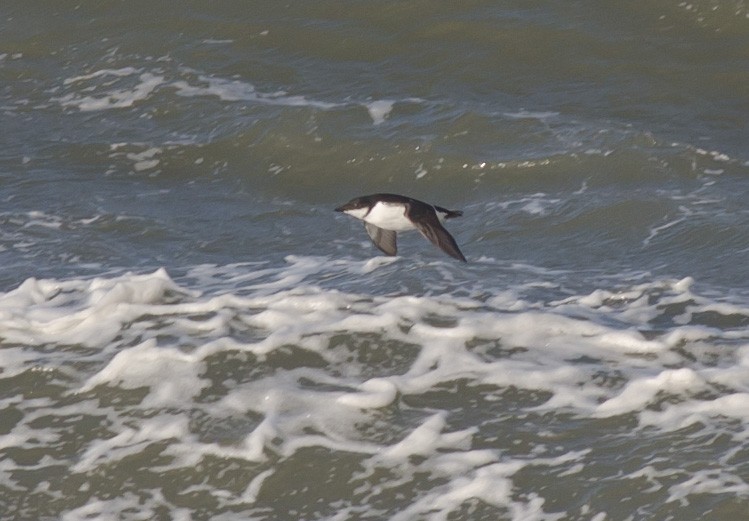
left=435, top=206, right=463, bottom=219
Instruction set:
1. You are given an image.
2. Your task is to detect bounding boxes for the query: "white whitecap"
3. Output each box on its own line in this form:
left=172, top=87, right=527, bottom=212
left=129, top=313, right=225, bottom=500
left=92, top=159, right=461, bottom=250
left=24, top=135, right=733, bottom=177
left=337, top=378, right=398, bottom=408
left=366, top=99, right=395, bottom=125
left=57, top=72, right=165, bottom=111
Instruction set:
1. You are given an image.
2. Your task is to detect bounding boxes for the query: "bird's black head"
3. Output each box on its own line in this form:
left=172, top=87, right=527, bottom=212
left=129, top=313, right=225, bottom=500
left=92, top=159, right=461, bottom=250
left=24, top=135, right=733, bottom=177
left=334, top=196, right=372, bottom=213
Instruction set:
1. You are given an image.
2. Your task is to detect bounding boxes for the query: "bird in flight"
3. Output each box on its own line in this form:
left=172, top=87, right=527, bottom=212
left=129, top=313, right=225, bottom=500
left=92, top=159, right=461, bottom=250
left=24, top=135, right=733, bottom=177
left=335, top=193, right=466, bottom=262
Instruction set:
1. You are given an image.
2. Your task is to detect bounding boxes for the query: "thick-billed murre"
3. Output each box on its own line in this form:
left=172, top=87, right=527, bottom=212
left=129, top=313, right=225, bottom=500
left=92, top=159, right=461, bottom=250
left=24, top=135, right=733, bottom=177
left=335, top=193, right=467, bottom=262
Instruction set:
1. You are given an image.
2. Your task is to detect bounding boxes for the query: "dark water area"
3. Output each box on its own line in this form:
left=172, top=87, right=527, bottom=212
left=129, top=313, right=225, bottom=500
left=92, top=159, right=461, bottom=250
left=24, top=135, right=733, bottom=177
left=1, top=2, right=749, bottom=520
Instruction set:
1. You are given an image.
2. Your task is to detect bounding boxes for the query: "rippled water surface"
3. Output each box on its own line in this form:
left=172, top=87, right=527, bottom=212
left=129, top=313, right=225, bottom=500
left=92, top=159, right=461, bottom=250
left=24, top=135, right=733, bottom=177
left=1, top=2, right=749, bottom=520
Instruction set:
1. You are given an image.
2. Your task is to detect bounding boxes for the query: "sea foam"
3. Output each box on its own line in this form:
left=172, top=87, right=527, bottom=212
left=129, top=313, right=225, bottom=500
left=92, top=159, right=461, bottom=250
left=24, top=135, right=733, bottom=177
left=2, top=258, right=749, bottom=519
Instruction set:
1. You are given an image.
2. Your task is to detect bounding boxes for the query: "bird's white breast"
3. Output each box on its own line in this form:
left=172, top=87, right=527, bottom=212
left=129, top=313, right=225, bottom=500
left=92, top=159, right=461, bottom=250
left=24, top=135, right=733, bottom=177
left=363, top=202, right=415, bottom=231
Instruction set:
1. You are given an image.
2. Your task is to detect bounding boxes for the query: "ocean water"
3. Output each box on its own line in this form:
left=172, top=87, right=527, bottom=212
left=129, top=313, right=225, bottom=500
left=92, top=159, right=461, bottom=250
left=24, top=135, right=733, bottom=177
left=2, top=2, right=749, bottom=520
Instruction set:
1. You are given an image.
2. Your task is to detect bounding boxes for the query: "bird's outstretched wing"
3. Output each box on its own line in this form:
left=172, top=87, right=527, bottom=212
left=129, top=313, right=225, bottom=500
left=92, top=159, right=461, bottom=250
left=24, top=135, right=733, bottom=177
left=407, top=204, right=467, bottom=262
left=364, top=222, right=398, bottom=256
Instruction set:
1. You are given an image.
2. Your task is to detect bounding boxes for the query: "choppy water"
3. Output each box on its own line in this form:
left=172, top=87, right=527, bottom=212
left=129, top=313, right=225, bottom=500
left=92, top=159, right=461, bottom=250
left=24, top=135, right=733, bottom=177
left=2, top=2, right=749, bottom=520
